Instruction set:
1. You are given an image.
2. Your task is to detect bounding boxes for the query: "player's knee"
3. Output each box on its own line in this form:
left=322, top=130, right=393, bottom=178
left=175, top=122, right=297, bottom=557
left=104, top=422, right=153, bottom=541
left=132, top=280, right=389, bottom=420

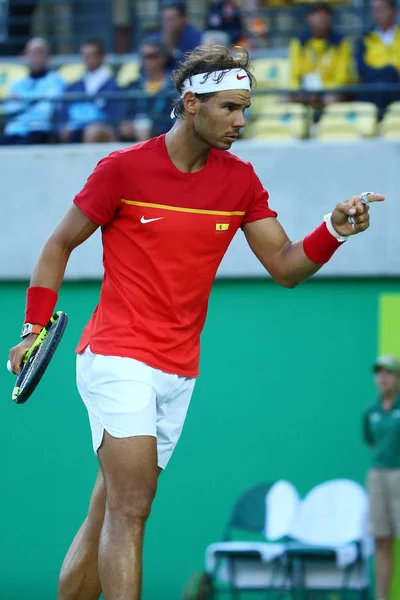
left=106, top=482, right=157, bottom=522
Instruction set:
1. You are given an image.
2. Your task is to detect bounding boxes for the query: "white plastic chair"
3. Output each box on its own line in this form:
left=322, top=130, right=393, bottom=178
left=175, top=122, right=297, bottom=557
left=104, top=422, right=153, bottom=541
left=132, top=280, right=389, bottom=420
left=265, top=479, right=301, bottom=541
left=205, top=480, right=300, bottom=596
left=285, top=479, right=371, bottom=595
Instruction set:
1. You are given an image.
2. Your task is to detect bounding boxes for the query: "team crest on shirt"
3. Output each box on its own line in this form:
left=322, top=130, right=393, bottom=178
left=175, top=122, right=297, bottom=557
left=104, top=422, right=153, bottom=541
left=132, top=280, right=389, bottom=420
left=369, top=412, right=381, bottom=423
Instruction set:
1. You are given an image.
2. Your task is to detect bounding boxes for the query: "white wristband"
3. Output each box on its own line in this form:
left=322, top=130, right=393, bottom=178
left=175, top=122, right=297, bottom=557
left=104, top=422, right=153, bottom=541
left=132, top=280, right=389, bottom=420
left=324, top=213, right=348, bottom=243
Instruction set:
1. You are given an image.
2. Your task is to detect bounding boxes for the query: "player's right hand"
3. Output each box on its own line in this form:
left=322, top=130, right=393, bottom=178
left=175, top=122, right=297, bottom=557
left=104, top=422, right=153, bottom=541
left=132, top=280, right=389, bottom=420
left=8, top=334, right=39, bottom=375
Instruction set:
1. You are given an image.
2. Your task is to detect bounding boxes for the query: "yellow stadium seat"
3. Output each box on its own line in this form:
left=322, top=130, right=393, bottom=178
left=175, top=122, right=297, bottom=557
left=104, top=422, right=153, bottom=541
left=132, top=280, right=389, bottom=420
left=0, top=63, right=28, bottom=99
left=380, top=113, right=400, bottom=139
left=250, top=92, right=280, bottom=118
left=252, top=57, right=289, bottom=90
left=58, top=63, right=112, bottom=84
left=315, top=120, right=362, bottom=141
left=116, top=60, right=140, bottom=87
left=318, top=102, right=378, bottom=137
left=386, top=101, right=400, bottom=116
left=246, top=103, right=311, bottom=140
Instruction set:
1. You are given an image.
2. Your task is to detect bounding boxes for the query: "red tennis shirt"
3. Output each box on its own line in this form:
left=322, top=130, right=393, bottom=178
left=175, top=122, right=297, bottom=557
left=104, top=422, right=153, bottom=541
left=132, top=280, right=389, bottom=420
left=74, top=134, right=276, bottom=377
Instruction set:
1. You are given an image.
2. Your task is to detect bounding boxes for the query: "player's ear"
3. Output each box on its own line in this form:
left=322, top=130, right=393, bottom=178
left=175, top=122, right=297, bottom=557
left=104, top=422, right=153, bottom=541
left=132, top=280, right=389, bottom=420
left=183, top=92, right=200, bottom=116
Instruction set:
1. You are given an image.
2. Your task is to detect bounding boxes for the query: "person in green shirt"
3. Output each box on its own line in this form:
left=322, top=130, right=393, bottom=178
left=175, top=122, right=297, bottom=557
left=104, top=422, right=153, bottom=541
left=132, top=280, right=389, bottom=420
left=363, top=355, right=400, bottom=600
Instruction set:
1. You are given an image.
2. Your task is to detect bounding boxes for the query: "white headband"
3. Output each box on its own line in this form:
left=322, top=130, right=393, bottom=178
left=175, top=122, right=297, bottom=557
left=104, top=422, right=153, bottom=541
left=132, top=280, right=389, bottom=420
left=170, top=68, right=251, bottom=118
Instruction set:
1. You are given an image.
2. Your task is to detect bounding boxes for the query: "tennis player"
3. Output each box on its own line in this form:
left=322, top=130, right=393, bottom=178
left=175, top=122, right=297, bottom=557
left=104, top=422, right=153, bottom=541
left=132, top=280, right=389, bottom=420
left=8, top=46, right=384, bottom=600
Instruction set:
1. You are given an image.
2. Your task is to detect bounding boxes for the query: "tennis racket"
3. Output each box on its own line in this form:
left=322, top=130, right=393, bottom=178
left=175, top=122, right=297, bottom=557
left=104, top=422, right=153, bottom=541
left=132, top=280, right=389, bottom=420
left=10, top=311, right=68, bottom=404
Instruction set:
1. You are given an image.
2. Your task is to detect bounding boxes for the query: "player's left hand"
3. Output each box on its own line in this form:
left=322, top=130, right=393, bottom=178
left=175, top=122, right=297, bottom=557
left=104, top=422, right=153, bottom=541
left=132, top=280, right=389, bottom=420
left=331, top=192, right=385, bottom=237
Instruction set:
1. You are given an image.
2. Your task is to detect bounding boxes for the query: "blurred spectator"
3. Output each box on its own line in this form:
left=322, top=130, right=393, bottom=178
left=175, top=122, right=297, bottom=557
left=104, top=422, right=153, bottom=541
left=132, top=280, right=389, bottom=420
left=0, top=0, right=39, bottom=55
left=57, top=39, right=123, bottom=144
left=206, top=1, right=243, bottom=45
left=0, top=37, right=64, bottom=145
left=288, top=3, right=352, bottom=108
left=363, top=356, right=400, bottom=600
left=201, top=30, right=231, bottom=47
left=119, top=37, right=176, bottom=143
left=156, top=1, right=202, bottom=66
left=356, top=0, right=400, bottom=113
left=236, top=17, right=268, bottom=50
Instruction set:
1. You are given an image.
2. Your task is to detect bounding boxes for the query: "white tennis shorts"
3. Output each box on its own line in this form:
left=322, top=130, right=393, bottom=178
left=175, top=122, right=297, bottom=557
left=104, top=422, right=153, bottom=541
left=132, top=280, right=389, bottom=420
left=76, top=346, right=196, bottom=469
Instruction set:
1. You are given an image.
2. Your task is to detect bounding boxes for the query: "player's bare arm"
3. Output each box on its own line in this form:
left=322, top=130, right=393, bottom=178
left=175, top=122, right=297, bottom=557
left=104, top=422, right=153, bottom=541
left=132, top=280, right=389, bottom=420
left=8, top=205, right=98, bottom=374
left=244, top=193, right=384, bottom=288
left=30, top=204, right=99, bottom=289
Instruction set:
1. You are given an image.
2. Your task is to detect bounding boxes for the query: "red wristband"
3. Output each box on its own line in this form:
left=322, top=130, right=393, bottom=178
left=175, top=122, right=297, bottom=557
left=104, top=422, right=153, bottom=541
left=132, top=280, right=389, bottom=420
left=24, top=286, right=58, bottom=326
left=303, top=222, right=342, bottom=265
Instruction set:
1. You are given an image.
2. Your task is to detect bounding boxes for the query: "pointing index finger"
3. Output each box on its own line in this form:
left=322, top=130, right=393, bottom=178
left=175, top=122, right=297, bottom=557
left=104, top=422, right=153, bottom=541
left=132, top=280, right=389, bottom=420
left=360, top=192, right=385, bottom=204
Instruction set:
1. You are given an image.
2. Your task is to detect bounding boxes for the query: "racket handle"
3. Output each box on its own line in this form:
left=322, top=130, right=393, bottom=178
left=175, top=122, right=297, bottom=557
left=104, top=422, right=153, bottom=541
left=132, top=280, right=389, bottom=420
left=6, top=359, right=12, bottom=373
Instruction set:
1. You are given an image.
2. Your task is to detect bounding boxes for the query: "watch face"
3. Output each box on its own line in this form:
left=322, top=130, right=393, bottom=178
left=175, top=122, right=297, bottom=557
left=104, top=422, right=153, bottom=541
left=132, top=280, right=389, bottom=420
left=21, top=324, right=32, bottom=338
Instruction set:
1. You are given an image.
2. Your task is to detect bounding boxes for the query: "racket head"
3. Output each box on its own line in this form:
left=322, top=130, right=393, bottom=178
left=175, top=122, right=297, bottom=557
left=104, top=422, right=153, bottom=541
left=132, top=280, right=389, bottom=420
left=12, top=311, right=68, bottom=404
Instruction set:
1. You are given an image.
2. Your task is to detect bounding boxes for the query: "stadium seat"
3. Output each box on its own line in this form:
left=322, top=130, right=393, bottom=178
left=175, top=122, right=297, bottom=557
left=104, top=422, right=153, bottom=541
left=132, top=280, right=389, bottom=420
left=58, top=62, right=112, bottom=84
left=249, top=92, right=280, bottom=119
left=0, top=63, right=28, bottom=99
left=316, top=102, right=378, bottom=138
left=380, top=113, right=400, bottom=139
left=315, top=121, right=363, bottom=141
left=251, top=57, right=289, bottom=90
left=246, top=103, right=311, bottom=140
left=385, top=100, right=400, bottom=115
left=116, top=60, right=140, bottom=87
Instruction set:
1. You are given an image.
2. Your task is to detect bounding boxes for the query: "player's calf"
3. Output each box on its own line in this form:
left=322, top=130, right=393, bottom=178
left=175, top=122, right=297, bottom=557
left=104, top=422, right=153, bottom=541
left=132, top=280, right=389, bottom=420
left=57, top=471, right=105, bottom=600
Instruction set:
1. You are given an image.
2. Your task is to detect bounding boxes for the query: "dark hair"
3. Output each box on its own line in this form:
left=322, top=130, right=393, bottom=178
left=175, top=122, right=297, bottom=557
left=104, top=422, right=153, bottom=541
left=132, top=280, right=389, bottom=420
left=171, top=45, right=254, bottom=119
left=308, top=2, right=333, bottom=16
left=162, top=1, right=186, bottom=16
left=81, top=38, right=105, bottom=55
left=140, top=36, right=170, bottom=56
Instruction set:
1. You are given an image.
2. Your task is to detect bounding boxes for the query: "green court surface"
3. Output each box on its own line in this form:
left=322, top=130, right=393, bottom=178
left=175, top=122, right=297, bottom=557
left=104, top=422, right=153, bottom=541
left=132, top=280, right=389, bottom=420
left=1, top=279, right=400, bottom=599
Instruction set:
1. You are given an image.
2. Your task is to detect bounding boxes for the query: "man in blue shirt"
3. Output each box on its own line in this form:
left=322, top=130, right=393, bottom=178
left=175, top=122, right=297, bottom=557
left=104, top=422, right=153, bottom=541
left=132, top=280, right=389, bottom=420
left=0, top=37, right=64, bottom=144
left=119, top=37, right=176, bottom=142
left=57, top=39, right=123, bottom=143
left=156, top=1, right=202, bottom=68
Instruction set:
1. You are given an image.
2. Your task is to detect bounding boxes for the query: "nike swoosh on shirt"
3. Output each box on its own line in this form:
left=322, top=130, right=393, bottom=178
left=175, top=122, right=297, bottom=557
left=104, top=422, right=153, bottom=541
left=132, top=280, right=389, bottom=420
left=140, top=216, right=165, bottom=224
left=236, top=74, right=247, bottom=80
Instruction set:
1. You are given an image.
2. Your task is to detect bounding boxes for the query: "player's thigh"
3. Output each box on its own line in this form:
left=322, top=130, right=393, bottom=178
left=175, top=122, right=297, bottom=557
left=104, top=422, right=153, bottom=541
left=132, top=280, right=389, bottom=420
left=98, top=432, right=159, bottom=514
left=367, top=469, right=392, bottom=538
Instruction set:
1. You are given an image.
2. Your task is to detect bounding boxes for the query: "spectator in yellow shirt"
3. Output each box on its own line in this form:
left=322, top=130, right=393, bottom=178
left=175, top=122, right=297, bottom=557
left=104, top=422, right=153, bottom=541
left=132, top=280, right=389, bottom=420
left=356, top=0, right=400, bottom=112
left=288, top=3, right=352, bottom=107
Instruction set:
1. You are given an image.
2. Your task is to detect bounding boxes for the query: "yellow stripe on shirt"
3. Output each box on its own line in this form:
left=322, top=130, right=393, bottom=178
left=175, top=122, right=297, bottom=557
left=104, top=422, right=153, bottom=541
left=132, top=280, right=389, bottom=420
left=121, top=199, right=245, bottom=217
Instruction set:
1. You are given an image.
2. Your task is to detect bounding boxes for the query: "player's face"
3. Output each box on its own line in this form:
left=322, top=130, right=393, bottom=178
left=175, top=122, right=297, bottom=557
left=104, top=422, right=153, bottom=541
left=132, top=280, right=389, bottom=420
left=193, top=90, right=250, bottom=150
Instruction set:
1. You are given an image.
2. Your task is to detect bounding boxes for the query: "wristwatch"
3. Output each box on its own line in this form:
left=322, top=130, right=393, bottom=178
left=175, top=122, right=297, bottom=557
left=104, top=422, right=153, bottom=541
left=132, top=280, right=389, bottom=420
left=21, top=323, right=43, bottom=339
